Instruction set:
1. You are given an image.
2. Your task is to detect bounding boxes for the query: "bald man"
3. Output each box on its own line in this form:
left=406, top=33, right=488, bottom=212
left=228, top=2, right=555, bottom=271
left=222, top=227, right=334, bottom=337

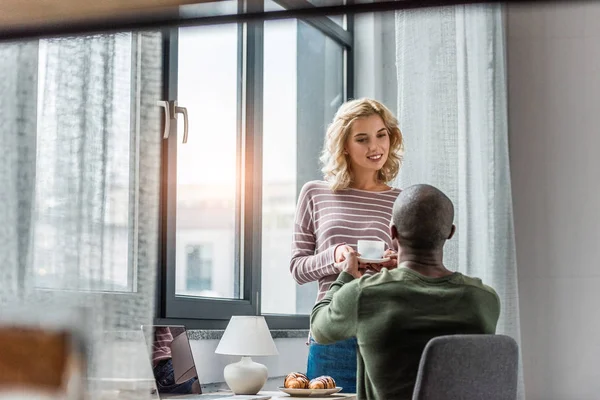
left=310, top=184, right=500, bottom=400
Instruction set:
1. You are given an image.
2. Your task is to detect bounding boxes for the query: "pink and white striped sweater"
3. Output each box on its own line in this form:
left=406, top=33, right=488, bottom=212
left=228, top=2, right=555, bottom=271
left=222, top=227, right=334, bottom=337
left=290, top=180, right=401, bottom=302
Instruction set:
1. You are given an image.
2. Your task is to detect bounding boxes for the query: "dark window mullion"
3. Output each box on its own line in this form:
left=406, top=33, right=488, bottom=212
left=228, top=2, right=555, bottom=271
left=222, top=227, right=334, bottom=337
left=346, top=13, right=354, bottom=100
left=241, top=0, right=264, bottom=316
left=234, top=2, right=244, bottom=302
left=158, top=27, right=179, bottom=319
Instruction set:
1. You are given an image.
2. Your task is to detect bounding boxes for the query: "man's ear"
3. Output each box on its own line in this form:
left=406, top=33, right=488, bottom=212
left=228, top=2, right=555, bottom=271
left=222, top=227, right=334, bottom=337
left=448, top=224, right=456, bottom=240
left=390, top=225, right=398, bottom=241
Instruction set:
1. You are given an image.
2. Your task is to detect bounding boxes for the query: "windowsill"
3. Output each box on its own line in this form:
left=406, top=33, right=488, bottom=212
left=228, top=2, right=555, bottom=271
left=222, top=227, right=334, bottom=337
left=187, top=329, right=309, bottom=341
left=103, top=328, right=309, bottom=342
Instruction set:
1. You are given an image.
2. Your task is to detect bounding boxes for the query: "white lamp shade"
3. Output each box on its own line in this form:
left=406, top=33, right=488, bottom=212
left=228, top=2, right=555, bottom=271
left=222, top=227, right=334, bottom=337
left=215, top=316, right=279, bottom=356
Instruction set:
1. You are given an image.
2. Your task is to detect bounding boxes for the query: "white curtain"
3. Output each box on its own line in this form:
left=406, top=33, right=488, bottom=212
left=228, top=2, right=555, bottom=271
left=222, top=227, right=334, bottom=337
left=394, top=4, right=523, bottom=398
left=0, top=32, right=162, bottom=396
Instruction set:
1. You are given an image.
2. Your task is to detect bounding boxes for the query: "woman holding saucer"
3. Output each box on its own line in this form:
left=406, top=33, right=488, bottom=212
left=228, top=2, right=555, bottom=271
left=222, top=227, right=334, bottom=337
left=289, top=98, right=404, bottom=393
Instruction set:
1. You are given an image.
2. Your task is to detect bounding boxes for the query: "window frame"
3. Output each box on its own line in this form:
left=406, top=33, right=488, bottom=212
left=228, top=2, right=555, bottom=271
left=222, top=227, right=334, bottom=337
left=156, top=0, right=354, bottom=330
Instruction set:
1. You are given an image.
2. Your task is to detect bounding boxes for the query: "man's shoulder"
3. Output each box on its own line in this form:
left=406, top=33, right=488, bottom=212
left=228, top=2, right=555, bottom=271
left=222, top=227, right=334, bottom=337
left=358, top=269, right=498, bottom=300
left=356, top=269, right=404, bottom=290
left=452, top=273, right=499, bottom=301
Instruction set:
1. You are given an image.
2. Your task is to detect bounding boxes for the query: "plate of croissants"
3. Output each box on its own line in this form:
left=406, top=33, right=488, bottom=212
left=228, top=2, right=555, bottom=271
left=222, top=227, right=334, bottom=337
left=279, top=372, right=342, bottom=397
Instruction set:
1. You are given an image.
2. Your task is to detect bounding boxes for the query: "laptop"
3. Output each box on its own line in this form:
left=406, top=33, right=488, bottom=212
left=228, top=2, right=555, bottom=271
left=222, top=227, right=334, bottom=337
left=141, top=325, right=271, bottom=400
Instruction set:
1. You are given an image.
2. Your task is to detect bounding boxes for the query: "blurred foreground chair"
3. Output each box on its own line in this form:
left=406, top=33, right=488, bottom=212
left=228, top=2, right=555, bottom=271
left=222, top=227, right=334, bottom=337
left=0, top=308, right=87, bottom=399
left=412, top=334, right=519, bottom=400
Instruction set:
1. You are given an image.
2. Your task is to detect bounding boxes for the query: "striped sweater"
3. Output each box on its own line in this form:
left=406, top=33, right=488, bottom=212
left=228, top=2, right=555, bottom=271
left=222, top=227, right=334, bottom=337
left=290, top=180, right=402, bottom=302
left=152, top=327, right=173, bottom=367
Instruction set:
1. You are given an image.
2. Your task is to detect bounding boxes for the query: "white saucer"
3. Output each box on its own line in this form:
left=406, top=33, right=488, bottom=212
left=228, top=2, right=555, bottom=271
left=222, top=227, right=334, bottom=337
left=358, top=256, right=390, bottom=264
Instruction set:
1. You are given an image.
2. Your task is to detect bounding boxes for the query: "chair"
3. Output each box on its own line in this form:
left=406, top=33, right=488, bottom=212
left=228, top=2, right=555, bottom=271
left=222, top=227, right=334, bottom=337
left=0, top=325, right=87, bottom=398
left=0, top=304, right=89, bottom=399
left=412, top=334, right=519, bottom=400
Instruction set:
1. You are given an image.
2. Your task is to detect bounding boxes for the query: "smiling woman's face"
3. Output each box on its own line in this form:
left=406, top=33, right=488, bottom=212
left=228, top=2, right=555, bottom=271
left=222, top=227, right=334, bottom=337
left=344, top=114, right=390, bottom=177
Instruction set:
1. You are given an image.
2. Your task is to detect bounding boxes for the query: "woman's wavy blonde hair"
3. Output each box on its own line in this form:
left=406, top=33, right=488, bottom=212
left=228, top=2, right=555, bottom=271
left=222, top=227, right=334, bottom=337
left=320, top=98, right=404, bottom=191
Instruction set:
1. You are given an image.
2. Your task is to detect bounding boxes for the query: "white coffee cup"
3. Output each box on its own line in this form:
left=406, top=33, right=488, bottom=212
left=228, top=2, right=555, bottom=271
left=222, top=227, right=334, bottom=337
left=357, top=240, right=385, bottom=260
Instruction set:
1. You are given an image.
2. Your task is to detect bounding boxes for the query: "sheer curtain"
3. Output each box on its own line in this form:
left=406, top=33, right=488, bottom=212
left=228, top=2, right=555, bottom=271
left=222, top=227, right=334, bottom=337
left=0, top=42, right=38, bottom=305
left=0, top=32, right=162, bottom=394
left=395, top=4, right=523, bottom=398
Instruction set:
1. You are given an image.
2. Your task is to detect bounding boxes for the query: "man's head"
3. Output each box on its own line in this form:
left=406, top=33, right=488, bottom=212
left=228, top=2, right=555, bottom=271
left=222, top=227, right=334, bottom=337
left=391, top=184, right=455, bottom=251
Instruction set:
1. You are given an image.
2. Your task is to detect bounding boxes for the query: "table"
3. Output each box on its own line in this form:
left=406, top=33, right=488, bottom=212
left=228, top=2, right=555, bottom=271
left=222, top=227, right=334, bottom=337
left=209, top=392, right=357, bottom=400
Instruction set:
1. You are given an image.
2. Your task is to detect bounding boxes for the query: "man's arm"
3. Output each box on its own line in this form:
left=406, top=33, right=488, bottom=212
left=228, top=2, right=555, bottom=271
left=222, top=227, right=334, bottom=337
left=310, top=271, right=361, bottom=344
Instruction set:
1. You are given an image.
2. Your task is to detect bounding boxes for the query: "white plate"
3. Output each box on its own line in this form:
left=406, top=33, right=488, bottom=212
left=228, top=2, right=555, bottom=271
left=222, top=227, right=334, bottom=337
left=278, top=387, right=343, bottom=397
left=358, top=256, right=390, bottom=264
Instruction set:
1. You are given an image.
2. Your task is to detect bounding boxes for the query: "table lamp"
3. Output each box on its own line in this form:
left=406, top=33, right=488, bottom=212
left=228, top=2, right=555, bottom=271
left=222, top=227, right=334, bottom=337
left=215, top=316, right=279, bottom=395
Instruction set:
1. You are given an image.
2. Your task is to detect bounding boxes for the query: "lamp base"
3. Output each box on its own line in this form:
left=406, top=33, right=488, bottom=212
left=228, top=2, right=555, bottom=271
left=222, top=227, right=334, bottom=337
left=223, top=356, right=268, bottom=395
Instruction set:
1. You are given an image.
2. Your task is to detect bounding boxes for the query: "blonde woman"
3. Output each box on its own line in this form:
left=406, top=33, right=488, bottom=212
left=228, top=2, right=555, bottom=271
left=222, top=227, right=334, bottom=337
left=289, top=98, right=404, bottom=393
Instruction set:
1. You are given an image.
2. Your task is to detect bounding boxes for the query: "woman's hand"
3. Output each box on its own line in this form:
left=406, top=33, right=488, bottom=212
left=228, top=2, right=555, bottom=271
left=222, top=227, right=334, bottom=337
left=381, top=249, right=399, bottom=269
left=336, top=247, right=363, bottom=279
left=361, top=249, right=398, bottom=272
left=334, top=244, right=354, bottom=263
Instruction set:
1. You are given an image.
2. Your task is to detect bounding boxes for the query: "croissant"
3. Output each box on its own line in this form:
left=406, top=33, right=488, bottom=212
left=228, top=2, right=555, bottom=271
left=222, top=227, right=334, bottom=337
left=308, top=375, right=336, bottom=389
left=284, top=372, right=309, bottom=389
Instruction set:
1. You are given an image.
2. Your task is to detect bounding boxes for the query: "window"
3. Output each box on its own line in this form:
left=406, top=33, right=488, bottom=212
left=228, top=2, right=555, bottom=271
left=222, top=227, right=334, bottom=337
left=3, top=30, right=163, bottom=332
left=158, top=0, right=353, bottom=328
left=32, top=33, right=139, bottom=292
left=261, top=19, right=345, bottom=315
left=175, top=24, right=240, bottom=300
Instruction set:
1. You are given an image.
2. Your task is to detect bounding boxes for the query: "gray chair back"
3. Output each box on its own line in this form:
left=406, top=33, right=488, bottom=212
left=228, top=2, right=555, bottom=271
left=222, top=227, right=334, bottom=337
left=412, top=334, right=518, bottom=400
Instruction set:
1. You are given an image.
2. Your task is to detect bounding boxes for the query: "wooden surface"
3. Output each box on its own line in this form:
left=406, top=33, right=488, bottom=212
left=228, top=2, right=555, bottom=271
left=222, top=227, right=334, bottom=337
left=0, top=327, right=70, bottom=390
left=105, top=389, right=357, bottom=399
left=0, top=0, right=211, bottom=29
left=191, top=391, right=357, bottom=399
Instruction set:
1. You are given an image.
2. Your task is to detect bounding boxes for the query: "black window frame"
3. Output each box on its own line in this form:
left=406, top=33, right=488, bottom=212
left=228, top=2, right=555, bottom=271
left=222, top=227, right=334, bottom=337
left=156, top=0, right=354, bottom=330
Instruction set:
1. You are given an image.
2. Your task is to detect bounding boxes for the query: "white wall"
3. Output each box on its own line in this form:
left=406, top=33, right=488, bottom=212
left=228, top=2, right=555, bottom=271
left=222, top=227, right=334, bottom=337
left=94, top=336, right=308, bottom=386
left=190, top=338, right=308, bottom=385
left=507, top=2, right=600, bottom=399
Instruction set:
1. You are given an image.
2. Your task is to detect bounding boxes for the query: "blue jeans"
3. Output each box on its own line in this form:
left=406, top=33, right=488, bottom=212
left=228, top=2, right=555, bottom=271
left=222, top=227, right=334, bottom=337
left=153, top=358, right=199, bottom=394
left=307, top=337, right=357, bottom=393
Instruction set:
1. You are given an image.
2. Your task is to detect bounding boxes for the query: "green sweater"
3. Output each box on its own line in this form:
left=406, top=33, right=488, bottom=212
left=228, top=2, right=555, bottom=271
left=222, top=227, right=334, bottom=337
left=310, top=268, right=501, bottom=400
